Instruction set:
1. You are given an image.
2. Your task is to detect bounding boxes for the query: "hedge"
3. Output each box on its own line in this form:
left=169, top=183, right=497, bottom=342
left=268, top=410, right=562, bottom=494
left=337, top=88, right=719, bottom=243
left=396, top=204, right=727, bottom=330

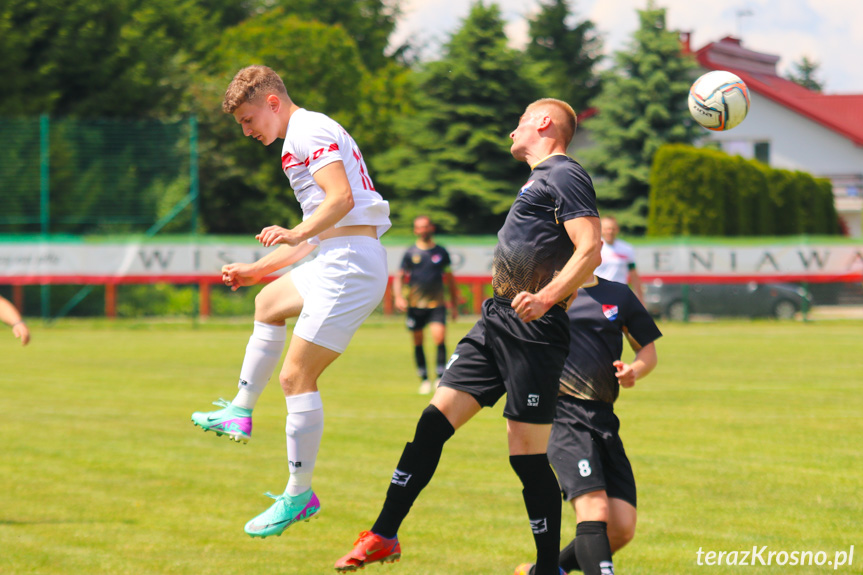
left=648, top=144, right=840, bottom=236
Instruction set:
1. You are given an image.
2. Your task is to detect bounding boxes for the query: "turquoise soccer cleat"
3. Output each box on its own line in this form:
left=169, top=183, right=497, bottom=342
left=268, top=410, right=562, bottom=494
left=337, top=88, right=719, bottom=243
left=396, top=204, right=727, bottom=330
left=244, top=489, right=321, bottom=538
left=191, top=399, right=252, bottom=443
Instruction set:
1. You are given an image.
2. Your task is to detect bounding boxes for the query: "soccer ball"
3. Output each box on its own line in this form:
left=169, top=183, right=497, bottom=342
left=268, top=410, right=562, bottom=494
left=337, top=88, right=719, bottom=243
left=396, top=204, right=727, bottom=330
left=688, top=70, right=750, bottom=131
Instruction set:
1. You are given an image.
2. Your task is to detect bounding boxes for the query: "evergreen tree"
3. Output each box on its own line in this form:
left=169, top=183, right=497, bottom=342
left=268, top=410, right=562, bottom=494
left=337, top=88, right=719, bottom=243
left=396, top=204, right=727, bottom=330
left=370, top=1, right=542, bottom=234
left=785, top=56, right=823, bottom=92
left=579, top=1, right=700, bottom=235
left=525, top=0, right=603, bottom=113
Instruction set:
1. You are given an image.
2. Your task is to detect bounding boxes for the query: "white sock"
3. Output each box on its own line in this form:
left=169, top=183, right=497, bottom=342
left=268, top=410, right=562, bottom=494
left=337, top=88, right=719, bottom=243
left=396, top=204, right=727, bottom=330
left=284, top=392, right=324, bottom=496
left=231, top=321, right=287, bottom=410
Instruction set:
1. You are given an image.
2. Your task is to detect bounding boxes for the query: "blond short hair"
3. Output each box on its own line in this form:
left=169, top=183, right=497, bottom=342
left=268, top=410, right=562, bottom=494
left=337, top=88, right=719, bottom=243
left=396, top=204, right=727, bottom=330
left=222, top=65, right=288, bottom=114
left=527, top=98, right=578, bottom=147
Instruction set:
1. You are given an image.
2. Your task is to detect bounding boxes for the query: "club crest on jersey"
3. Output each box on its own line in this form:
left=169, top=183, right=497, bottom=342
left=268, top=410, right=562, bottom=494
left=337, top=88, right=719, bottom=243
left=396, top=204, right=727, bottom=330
left=602, top=305, right=619, bottom=321
left=431, top=254, right=443, bottom=264
left=519, top=180, right=535, bottom=196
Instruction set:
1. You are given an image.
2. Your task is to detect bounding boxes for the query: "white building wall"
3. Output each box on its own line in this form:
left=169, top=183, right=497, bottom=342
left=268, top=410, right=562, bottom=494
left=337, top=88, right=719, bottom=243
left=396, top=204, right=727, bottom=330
left=705, top=92, right=863, bottom=236
left=705, top=91, right=863, bottom=175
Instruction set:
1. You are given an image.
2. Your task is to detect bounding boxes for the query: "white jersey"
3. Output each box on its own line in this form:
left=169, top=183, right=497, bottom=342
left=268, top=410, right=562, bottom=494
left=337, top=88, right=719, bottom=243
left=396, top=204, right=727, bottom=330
left=281, top=109, right=391, bottom=243
left=595, top=238, right=636, bottom=284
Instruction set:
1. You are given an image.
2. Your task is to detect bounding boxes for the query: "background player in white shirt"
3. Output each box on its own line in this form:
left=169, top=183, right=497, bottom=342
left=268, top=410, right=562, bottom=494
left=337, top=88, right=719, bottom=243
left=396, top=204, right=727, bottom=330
left=594, top=216, right=644, bottom=304
left=191, top=65, right=391, bottom=538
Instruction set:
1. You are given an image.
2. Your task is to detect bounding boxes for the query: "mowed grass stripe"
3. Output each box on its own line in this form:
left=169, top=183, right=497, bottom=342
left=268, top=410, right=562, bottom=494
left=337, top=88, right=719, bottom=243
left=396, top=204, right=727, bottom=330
left=1, top=319, right=861, bottom=574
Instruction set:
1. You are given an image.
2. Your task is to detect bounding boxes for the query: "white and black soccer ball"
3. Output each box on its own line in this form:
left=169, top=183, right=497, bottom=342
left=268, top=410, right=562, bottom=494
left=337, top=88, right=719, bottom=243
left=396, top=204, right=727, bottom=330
left=688, top=70, right=751, bottom=131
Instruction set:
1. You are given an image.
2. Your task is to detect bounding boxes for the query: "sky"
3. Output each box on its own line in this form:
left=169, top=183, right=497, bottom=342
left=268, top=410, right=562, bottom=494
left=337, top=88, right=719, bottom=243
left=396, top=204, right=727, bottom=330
left=389, top=0, right=863, bottom=94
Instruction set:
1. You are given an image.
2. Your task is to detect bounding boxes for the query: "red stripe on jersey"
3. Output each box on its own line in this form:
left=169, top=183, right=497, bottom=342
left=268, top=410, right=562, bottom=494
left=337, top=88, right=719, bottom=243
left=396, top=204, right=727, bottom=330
left=282, top=153, right=305, bottom=170
left=360, top=165, right=375, bottom=191
left=351, top=147, right=375, bottom=190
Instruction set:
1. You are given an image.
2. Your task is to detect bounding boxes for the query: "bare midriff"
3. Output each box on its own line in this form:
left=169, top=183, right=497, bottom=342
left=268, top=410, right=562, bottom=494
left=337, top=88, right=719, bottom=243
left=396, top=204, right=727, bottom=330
left=319, top=224, right=378, bottom=241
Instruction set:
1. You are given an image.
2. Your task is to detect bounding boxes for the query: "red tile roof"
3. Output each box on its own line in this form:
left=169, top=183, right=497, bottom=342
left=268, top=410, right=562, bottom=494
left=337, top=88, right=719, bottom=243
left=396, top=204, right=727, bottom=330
left=696, top=37, right=863, bottom=146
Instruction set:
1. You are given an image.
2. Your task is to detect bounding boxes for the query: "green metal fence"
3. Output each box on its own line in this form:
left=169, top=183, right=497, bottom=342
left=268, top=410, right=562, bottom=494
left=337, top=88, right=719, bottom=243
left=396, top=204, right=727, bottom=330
left=1, top=115, right=199, bottom=319
left=0, top=115, right=199, bottom=236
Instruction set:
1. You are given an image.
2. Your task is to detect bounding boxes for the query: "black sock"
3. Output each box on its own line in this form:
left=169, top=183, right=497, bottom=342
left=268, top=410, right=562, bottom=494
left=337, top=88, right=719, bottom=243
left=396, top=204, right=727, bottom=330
left=510, top=454, right=562, bottom=575
left=574, top=521, right=613, bottom=575
left=371, top=405, right=454, bottom=538
left=435, top=343, right=447, bottom=378
left=559, top=537, right=581, bottom=572
left=414, top=344, right=427, bottom=380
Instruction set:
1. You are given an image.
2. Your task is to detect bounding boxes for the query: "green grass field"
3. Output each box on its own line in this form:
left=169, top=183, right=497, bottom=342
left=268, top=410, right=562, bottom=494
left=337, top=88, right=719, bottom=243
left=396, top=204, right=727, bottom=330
left=1, top=317, right=861, bottom=574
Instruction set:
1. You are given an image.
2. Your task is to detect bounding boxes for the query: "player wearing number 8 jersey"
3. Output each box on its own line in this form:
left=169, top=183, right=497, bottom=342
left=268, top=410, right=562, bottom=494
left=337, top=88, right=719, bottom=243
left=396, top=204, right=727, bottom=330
left=191, top=65, right=390, bottom=539
left=515, top=276, right=662, bottom=575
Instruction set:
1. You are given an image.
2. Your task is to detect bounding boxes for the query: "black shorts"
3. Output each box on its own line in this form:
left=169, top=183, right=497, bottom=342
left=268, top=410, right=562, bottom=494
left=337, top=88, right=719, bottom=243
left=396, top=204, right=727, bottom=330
left=438, top=297, right=569, bottom=424
left=405, top=306, right=447, bottom=331
left=547, top=396, right=636, bottom=507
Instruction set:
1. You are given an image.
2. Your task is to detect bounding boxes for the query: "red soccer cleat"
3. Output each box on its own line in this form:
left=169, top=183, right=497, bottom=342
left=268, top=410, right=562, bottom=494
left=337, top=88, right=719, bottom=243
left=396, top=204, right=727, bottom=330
left=334, top=530, right=401, bottom=572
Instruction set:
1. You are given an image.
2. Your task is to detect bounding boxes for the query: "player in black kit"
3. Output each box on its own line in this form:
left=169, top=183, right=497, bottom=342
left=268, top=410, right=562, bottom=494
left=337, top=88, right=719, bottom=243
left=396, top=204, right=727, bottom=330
left=515, top=276, right=661, bottom=575
left=393, top=215, right=459, bottom=394
left=335, top=98, right=602, bottom=575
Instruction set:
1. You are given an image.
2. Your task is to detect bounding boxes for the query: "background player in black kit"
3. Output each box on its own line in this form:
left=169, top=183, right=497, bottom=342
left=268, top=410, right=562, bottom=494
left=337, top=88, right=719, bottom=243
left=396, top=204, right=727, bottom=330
left=335, top=98, right=602, bottom=575
left=515, top=276, right=661, bottom=575
left=393, top=215, right=459, bottom=394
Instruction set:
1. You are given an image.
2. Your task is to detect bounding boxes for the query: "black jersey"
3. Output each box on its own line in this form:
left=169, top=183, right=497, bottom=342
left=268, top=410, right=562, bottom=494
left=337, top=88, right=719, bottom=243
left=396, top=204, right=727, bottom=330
left=400, top=244, right=452, bottom=308
left=560, top=277, right=662, bottom=403
left=492, top=155, right=599, bottom=308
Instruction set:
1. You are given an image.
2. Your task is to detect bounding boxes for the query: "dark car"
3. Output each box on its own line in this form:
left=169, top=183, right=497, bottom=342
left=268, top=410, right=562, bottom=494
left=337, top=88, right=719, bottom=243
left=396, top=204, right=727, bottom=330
left=643, top=280, right=811, bottom=320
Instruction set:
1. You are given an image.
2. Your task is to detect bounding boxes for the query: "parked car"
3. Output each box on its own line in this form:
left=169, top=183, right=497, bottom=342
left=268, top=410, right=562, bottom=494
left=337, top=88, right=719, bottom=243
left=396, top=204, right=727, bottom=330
left=643, top=280, right=811, bottom=320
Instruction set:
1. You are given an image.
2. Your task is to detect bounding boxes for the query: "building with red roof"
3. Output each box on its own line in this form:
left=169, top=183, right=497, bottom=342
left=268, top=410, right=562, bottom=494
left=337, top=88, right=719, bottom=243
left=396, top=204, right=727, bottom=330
left=570, top=35, right=863, bottom=237
left=692, top=35, right=863, bottom=236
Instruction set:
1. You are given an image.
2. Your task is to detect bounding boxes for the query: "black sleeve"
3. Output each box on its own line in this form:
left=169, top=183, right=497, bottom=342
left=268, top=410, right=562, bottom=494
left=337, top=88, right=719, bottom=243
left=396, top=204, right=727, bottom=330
left=440, top=247, right=452, bottom=269
left=624, top=289, right=663, bottom=347
left=549, top=161, right=599, bottom=223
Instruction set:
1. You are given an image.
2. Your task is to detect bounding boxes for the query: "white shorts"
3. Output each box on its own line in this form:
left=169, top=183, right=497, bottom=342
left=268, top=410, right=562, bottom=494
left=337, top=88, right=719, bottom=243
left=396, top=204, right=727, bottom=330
left=289, top=236, right=387, bottom=353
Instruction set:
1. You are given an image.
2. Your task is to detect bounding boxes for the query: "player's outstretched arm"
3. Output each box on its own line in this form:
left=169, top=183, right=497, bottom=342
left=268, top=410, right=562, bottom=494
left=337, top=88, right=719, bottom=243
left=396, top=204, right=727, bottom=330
left=222, top=242, right=317, bottom=291
left=0, top=296, right=29, bottom=346
left=614, top=342, right=657, bottom=388
left=392, top=269, right=408, bottom=312
left=261, top=161, right=355, bottom=249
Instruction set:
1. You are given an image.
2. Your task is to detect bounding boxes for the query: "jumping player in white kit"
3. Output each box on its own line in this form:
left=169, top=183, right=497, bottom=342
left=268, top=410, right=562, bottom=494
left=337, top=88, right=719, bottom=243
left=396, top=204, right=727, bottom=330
left=191, top=65, right=391, bottom=538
